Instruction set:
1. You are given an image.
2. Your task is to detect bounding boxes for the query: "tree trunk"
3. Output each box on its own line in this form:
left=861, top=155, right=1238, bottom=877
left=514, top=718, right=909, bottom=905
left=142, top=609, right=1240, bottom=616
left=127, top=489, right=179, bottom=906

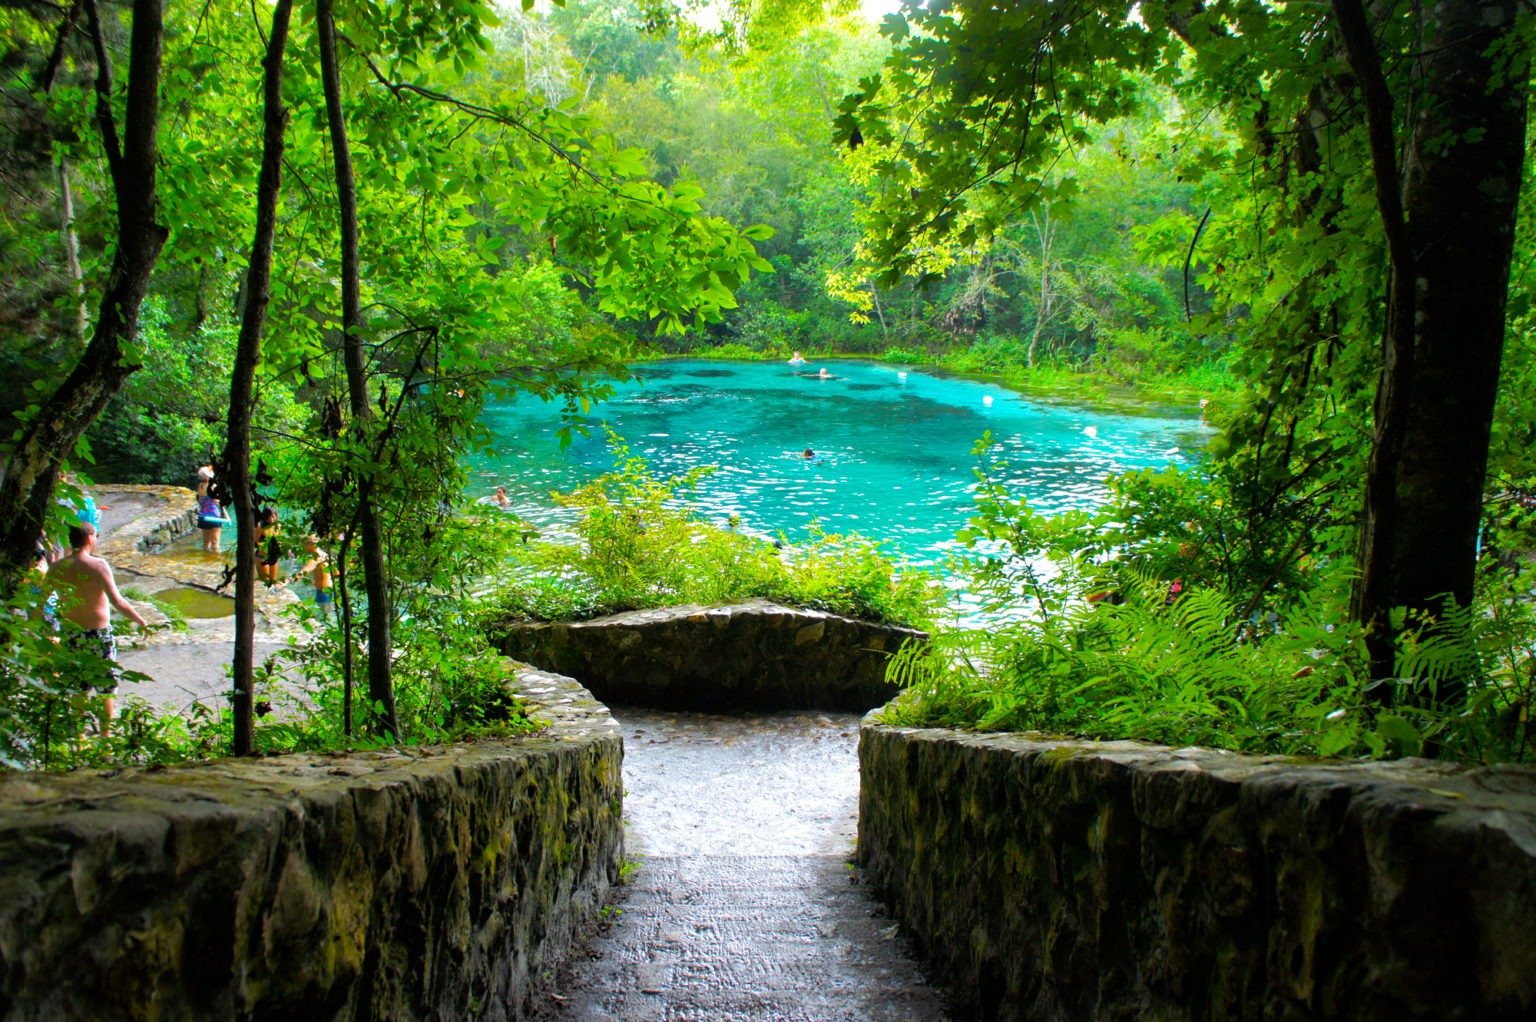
left=1342, top=0, right=1529, bottom=697
left=865, top=281, right=887, bottom=339
left=336, top=528, right=356, bottom=737
left=225, top=0, right=294, bottom=757
left=317, top=0, right=399, bottom=738
left=39, top=1, right=88, bottom=349
left=57, top=160, right=88, bottom=347
left=1026, top=205, right=1055, bottom=369
left=0, top=0, right=167, bottom=594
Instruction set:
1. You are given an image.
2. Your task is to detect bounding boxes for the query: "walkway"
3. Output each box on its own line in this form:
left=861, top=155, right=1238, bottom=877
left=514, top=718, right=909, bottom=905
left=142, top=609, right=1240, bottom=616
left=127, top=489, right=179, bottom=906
left=536, top=709, right=952, bottom=1022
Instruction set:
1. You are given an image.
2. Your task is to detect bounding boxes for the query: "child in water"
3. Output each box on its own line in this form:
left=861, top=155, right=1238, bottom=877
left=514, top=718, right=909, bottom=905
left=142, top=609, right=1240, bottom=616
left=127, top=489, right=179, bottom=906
left=295, top=535, right=332, bottom=610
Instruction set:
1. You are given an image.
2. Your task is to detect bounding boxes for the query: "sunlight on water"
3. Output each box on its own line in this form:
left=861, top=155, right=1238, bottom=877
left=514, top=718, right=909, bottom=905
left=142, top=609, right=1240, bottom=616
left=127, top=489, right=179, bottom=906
left=470, top=360, right=1206, bottom=576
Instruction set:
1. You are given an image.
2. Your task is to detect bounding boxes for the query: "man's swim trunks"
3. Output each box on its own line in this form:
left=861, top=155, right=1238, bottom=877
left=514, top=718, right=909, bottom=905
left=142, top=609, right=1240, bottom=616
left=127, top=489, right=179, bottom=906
left=66, top=626, right=121, bottom=693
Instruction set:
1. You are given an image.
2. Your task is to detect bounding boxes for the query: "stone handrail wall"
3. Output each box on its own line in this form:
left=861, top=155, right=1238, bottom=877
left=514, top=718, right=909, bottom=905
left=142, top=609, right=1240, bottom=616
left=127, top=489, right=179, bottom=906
left=0, top=666, right=622, bottom=1021
left=858, top=721, right=1536, bottom=1022
left=489, top=599, right=926, bottom=712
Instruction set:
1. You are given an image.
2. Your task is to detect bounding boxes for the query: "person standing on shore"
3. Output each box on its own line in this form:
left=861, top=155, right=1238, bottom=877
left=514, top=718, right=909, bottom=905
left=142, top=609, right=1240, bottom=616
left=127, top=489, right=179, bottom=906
left=44, top=522, right=147, bottom=735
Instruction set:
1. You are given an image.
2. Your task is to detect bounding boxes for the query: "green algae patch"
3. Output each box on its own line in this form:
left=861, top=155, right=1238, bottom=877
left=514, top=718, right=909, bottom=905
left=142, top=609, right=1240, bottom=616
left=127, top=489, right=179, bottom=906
left=152, top=586, right=236, bottom=619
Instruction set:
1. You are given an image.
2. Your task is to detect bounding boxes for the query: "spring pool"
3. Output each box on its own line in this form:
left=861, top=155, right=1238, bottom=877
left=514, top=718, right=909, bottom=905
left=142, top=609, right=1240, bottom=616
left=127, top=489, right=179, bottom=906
left=470, top=359, right=1206, bottom=570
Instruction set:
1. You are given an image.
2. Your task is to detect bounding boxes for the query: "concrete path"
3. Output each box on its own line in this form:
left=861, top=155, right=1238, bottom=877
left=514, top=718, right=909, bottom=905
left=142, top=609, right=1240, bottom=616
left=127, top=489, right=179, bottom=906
left=536, top=709, right=953, bottom=1021
left=117, top=638, right=301, bottom=718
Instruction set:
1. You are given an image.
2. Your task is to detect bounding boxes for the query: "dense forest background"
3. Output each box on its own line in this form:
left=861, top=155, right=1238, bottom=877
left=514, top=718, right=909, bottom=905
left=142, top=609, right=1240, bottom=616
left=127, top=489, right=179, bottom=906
left=1, top=0, right=1224, bottom=486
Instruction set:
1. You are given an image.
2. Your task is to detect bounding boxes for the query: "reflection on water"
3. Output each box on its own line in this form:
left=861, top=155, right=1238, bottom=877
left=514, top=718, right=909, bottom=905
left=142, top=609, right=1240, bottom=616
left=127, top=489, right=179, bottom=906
left=471, top=359, right=1207, bottom=573
left=157, top=530, right=234, bottom=564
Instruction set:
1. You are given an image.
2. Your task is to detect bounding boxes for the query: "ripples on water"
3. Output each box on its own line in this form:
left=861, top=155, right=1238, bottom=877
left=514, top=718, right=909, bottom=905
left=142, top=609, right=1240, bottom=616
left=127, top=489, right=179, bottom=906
left=471, top=359, right=1206, bottom=578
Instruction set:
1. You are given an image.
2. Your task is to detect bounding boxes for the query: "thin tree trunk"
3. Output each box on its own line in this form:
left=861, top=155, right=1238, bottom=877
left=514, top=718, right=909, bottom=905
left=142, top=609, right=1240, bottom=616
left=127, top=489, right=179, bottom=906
left=38, top=1, right=88, bottom=348
left=870, top=284, right=888, bottom=340
left=56, top=160, right=88, bottom=347
left=336, top=528, right=355, bottom=737
left=0, top=0, right=166, bottom=594
left=317, top=0, right=399, bottom=738
left=1027, top=206, right=1054, bottom=369
left=225, top=0, right=294, bottom=757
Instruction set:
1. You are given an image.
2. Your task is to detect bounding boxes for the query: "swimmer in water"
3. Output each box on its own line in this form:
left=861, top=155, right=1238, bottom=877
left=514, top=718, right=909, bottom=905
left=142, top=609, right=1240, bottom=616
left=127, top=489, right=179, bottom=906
left=803, top=448, right=816, bottom=460
left=788, top=351, right=806, bottom=367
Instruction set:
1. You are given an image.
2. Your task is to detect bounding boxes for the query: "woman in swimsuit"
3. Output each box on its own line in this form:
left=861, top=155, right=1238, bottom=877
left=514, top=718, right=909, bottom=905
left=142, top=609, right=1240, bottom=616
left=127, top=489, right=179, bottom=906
left=196, top=490, right=225, bottom=553
left=255, top=507, right=282, bottom=583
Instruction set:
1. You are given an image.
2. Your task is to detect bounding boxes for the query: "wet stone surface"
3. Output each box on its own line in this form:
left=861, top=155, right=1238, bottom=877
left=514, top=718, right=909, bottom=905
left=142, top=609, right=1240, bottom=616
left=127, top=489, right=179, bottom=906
left=536, top=708, right=953, bottom=1021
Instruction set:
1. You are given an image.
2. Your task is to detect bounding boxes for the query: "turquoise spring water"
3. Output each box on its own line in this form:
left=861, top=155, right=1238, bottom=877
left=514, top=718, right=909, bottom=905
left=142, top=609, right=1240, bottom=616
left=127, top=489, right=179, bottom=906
left=471, top=359, right=1206, bottom=571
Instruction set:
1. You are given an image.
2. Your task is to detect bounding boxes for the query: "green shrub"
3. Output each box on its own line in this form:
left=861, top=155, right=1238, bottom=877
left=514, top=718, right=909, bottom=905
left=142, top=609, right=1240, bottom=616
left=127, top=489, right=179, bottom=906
left=885, top=437, right=1536, bottom=764
left=0, top=602, right=225, bottom=770
left=253, top=513, right=546, bottom=755
left=882, top=573, right=1536, bottom=763
left=692, top=341, right=770, bottom=361
left=485, top=440, right=940, bottom=628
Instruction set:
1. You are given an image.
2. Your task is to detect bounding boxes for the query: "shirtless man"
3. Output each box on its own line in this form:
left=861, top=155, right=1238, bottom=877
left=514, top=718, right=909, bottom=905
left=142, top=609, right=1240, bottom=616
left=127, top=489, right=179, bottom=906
left=44, top=522, right=147, bottom=734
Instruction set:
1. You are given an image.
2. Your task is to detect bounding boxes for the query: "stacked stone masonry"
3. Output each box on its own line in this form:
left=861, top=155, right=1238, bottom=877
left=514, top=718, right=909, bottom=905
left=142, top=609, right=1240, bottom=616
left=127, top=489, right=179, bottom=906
left=490, top=599, right=927, bottom=712
left=0, top=667, right=622, bottom=1021
left=858, top=722, right=1536, bottom=1022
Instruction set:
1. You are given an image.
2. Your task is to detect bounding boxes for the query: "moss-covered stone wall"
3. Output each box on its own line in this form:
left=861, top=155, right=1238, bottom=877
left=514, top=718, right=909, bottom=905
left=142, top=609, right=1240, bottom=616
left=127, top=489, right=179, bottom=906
left=858, top=722, right=1536, bottom=1022
left=0, top=666, right=622, bottom=1021
left=489, top=599, right=926, bottom=712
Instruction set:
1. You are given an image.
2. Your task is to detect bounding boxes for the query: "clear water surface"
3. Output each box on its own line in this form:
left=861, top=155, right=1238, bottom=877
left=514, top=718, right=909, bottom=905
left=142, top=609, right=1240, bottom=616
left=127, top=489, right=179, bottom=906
left=471, top=359, right=1205, bottom=572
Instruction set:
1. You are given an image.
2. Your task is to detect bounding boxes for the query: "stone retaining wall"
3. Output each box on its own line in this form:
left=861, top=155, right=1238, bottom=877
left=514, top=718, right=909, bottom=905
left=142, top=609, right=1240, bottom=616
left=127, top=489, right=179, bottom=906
left=858, top=722, right=1536, bottom=1022
left=489, top=599, right=926, bottom=712
left=0, top=666, right=623, bottom=1021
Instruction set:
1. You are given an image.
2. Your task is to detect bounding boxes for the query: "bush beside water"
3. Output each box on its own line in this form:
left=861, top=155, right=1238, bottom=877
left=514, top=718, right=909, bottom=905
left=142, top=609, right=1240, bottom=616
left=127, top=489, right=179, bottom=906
left=882, top=439, right=1536, bottom=765
left=484, top=441, right=942, bottom=630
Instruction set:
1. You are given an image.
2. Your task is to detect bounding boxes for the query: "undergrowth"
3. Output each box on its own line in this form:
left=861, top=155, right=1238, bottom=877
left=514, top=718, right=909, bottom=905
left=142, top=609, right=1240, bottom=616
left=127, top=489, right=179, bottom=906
left=0, top=516, right=544, bottom=770
left=880, top=438, right=1536, bottom=765
left=881, top=576, right=1536, bottom=763
left=484, top=439, right=940, bottom=629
